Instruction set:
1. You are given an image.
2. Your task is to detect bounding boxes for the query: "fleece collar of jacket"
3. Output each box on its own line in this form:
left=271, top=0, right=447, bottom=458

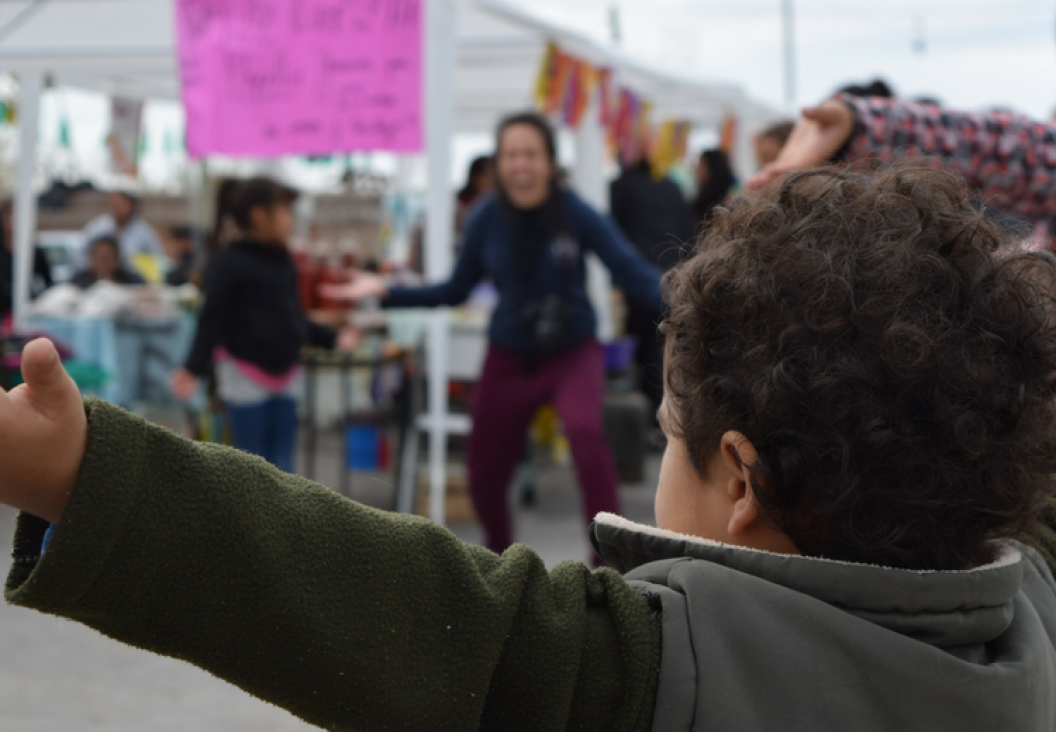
left=590, top=512, right=1024, bottom=646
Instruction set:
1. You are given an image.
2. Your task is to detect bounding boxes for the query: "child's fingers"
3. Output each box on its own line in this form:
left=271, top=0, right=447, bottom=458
left=21, top=338, right=61, bottom=388
left=746, top=165, right=784, bottom=189
left=20, top=338, right=77, bottom=413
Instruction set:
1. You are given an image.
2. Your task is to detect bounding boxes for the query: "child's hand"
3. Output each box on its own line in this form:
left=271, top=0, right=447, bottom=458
left=170, top=368, right=198, bottom=402
left=336, top=326, right=364, bottom=352
left=0, top=339, right=87, bottom=524
left=747, top=99, right=855, bottom=189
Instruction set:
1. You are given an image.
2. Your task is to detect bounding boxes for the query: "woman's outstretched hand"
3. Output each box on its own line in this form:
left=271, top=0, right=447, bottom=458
left=0, top=338, right=87, bottom=524
left=748, top=99, right=855, bottom=189
left=319, top=270, right=389, bottom=302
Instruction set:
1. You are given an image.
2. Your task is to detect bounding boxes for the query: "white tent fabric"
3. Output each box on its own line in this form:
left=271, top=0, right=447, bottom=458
left=0, top=0, right=778, bottom=132
left=0, top=0, right=779, bottom=524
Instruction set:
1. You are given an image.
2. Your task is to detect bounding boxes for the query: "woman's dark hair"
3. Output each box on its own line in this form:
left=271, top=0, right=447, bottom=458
left=458, top=155, right=493, bottom=203
left=230, top=176, right=298, bottom=232
left=694, top=149, right=735, bottom=227
left=495, top=111, right=558, bottom=164
left=664, top=164, right=1056, bottom=571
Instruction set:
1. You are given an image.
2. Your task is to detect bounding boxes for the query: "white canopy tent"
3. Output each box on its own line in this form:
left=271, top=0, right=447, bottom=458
left=0, top=0, right=780, bottom=523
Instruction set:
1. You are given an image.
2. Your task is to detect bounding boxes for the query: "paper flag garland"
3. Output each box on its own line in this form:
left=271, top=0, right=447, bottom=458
left=532, top=42, right=701, bottom=173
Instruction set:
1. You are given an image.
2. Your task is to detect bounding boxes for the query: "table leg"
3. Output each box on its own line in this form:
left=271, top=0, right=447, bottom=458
left=304, top=356, right=317, bottom=481
left=340, top=354, right=351, bottom=498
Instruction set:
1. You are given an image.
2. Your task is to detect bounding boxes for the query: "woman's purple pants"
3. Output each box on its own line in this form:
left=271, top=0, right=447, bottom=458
left=468, top=340, right=620, bottom=553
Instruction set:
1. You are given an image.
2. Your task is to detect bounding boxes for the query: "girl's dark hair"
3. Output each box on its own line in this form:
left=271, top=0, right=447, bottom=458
left=208, top=178, right=242, bottom=255
left=229, top=177, right=298, bottom=232
left=664, top=164, right=1056, bottom=571
left=694, top=149, right=735, bottom=227
left=496, top=111, right=558, bottom=164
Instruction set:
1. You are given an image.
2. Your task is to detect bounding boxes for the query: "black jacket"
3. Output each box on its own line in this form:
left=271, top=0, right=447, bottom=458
left=609, top=162, right=695, bottom=273
left=386, top=189, right=665, bottom=354
left=185, top=240, right=335, bottom=376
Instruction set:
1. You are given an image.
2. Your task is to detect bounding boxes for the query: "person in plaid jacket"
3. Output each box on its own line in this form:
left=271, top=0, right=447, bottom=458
left=751, top=93, right=1056, bottom=239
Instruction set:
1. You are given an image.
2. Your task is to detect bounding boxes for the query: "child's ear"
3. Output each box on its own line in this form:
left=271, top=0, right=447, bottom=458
left=719, top=431, right=763, bottom=537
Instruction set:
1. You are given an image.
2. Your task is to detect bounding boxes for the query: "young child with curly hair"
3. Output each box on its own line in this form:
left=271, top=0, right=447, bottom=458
left=3, top=164, right=1055, bottom=731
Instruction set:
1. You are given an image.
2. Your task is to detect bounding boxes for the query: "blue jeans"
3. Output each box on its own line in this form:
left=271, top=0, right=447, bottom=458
left=226, top=397, right=299, bottom=473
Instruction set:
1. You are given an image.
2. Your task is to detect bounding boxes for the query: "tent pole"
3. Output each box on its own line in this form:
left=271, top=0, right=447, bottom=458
left=13, top=71, right=42, bottom=331
left=572, top=98, right=615, bottom=342
left=425, top=0, right=457, bottom=525
left=389, top=156, right=415, bottom=264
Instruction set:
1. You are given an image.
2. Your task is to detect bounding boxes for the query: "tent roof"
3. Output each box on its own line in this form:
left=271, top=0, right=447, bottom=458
left=0, top=0, right=779, bottom=132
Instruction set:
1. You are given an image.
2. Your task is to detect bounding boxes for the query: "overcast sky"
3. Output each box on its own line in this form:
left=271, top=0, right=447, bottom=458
left=520, top=0, right=1056, bottom=120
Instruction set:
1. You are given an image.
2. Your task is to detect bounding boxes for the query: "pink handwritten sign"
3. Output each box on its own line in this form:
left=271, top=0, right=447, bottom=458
left=175, top=0, right=422, bottom=158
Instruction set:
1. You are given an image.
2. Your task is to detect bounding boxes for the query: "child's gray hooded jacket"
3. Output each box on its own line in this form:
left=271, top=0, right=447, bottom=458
left=592, top=512, right=1056, bottom=731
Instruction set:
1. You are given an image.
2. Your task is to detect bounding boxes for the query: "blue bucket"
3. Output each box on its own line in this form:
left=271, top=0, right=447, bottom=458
left=346, top=425, right=381, bottom=470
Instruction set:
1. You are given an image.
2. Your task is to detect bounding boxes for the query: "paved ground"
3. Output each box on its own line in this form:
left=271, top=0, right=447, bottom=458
left=0, top=430, right=660, bottom=731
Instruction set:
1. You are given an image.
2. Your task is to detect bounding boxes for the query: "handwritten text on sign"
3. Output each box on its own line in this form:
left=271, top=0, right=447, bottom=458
left=176, top=0, right=422, bottom=157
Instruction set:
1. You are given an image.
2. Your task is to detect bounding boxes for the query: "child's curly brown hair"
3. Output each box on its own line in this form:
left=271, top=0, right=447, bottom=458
left=664, top=164, right=1056, bottom=571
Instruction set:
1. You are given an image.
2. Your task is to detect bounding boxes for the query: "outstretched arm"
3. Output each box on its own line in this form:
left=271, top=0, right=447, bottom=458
left=2, top=341, right=659, bottom=732
left=323, top=212, right=490, bottom=310
left=751, top=95, right=1056, bottom=224
left=579, top=202, right=666, bottom=315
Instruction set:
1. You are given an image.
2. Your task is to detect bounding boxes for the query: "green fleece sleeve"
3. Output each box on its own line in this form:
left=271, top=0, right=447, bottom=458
left=4, top=399, right=660, bottom=732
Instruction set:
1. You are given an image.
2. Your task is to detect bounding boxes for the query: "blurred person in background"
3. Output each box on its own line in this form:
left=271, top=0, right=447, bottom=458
left=609, top=156, right=694, bottom=432
left=325, top=112, right=665, bottom=560
left=455, top=155, right=495, bottom=242
left=750, top=92, right=1056, bottom=240
left=82, top=191, right=164, bottom=272
left=0, top=199, right=52, bottom=317
left=170, top=177, right=360, bottom=472
left=754, top=120, right=795, bottom=169
left=693, top=149, right=736, bottom=231
left=70, top=235, right=146, bottom=288
left=164, top=224, right=202, bottom=287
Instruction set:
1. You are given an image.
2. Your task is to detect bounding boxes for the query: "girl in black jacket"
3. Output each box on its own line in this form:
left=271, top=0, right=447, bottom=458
left=171, top=178, right=358, bottom=471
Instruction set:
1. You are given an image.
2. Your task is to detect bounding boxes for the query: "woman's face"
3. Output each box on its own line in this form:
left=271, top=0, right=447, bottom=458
left=497, top=124, right=553, bottom=210
left=248, top=202, right=295, bottom=246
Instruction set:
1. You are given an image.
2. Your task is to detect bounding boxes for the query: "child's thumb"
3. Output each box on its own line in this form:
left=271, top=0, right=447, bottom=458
left=20, top=339, right=75, bottom=405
